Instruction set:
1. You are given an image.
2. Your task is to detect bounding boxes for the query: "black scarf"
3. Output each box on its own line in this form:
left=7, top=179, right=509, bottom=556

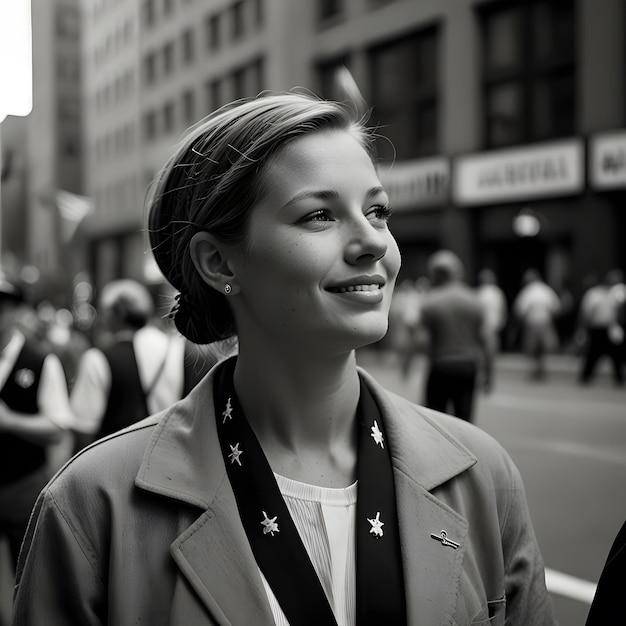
left=214, top=357, right=406, bottom=625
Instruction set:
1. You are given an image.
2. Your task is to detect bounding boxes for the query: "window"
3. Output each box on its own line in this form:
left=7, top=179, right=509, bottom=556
left=143, top=0, right=156, bottom=27
left=253, top=0, right=264, bottom=27
left=316, top=56, right=351, bottom=100
left=206, top=14, right=221, bottom=50
left=480, top=0, right=576, bottom=148
left=144, top=110, right=158, bottom=140
left=163, top=42, right=175, bottom=75
left=369, top=27, right=439, bottom=159
left=230, top=59, right=265, bottom=101
left=143, top=52, right=157, bottom=85
left=231, top=1, right=245, bottom=40
left=233, top=67, right=246, bottom=100
left=182, top=89, right=195, bottom=125
left=206, top=78, right=222, bottom=112
left=251, top=57, right=264, bottom=95
left=182, top=28, right=195, bottom=64
left=163, top=101, right=176, bottom=133
left=318, top=0, right=343, bottom=22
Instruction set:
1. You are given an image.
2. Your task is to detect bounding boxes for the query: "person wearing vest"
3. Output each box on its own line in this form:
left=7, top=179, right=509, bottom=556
left=70, top=279, right=219, bottom=450
left=0, top=275, right=72, bottom=571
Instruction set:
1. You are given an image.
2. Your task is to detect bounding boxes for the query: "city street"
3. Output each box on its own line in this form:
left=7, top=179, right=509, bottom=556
left=357, top=348, right=626, bottom=626
left=1, top=350, right=623, bottom=624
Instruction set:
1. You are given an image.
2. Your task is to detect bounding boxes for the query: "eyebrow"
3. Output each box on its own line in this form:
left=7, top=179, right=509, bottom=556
left=281, top=186, right=387, bottom=209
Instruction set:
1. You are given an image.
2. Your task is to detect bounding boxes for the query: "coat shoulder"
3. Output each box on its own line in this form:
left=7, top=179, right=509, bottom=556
left=46, top=414, right=161, bottom=500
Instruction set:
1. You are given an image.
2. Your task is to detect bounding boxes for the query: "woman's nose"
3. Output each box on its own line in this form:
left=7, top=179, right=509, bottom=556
left=344, top=219, right=388, bottom=265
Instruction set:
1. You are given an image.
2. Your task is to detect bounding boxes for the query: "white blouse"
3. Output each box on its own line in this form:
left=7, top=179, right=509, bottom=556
left=260, top=474, right=358, bottom=626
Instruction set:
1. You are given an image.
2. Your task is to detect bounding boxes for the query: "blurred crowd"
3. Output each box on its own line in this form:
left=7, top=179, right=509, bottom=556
left=384, top=256, right=626, bottom=389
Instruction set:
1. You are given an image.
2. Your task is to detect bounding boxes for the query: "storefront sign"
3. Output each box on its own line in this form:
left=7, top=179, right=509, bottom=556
left=379, top=157, right=449, bottom=211
left=453, top=139, right=584, bottom=206
left=590, top=130, right=626, bottom=189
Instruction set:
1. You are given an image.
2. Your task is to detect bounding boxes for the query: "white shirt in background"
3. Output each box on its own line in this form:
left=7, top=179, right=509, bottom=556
left=70, top=325, right=186, bottom=434
left=0, top=330, right=72, bottom=428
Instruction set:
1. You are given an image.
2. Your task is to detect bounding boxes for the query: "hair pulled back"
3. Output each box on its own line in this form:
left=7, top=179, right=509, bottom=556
left=147, top=92, right=373, bottom=344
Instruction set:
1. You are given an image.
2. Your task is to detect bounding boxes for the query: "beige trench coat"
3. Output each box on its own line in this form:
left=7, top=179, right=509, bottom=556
left=13, top=366, right=556, bottom=625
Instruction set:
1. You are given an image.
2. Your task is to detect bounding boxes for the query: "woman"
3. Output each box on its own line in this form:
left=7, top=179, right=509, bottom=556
left=13, top=93, right=555, bottom=625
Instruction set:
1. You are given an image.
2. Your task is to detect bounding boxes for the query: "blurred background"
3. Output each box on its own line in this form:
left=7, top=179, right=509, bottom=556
left=0, top=1, right=625, bottom=625
left=2, top=0, right=624, bottom=310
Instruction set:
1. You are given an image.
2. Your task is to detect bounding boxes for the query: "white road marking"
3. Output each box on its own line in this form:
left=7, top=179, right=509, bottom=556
left=545, top=568, right=597, bottom=605
left=486, top=393, right=621, bottom=416
left=510, top=436, right=626, bottom=466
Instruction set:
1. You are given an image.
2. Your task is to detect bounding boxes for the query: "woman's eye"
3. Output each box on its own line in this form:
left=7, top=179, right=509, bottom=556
left=302, top=209, right=334, bottom=223
left=368, top=204, right=393, bottom=223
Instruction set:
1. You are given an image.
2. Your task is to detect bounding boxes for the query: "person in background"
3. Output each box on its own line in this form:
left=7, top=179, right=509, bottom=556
left=386, top=278, right=420, bottom=377
left=577, top=268, right=625, bottom=386
left=476, top=268, right=508, bottom=355
left=0, top=274, right=72, bottom=572
left=512, top=268, right=561, bottom=381
left=70, top=279, right=216, bottom=450
left=14, top=92, right=554, bottom=625
left=418, top=251, right=493, bottom=422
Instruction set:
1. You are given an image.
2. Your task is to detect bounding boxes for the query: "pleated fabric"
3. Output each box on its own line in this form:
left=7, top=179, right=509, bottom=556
left=260, top=474, right=357, bottom=626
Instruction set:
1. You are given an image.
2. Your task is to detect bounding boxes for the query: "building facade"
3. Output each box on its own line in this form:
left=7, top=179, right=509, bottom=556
left=0, top=0, right=84, bottom=302
left=73, top=0, right=626, bottom=311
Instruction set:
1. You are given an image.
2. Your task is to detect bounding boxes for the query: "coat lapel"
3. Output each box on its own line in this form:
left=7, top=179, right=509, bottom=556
left=169, top=479, right=274, bottom=625
left=136, top=363, right=274, bottom=625
left=394, top=471, right=469, bottom=624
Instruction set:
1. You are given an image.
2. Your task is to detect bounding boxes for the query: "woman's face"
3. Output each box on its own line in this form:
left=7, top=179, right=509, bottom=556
left=227, top=129, right=401, bottom=356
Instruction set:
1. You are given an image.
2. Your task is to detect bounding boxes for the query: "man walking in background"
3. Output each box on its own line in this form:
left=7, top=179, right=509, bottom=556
left=70, top=279, right=220, bottom=451
left=418, top=250, right=493, bottom=422
left=513, top=269, right=561, bottom=381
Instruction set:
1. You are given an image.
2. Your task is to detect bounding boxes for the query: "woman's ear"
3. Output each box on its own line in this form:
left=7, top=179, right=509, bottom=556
left=189, top=232, right=240, bottom=295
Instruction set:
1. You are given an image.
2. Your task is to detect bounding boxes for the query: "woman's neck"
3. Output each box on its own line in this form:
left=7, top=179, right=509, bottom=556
left=232, top=346, right=360, bottom=487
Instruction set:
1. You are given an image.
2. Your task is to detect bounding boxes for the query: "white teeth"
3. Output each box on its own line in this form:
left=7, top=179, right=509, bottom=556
left=332, top=284, right=380, bottom=293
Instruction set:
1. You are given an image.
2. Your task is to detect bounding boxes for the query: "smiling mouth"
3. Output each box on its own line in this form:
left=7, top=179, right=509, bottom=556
left=328, top=284, right=382, bottom=293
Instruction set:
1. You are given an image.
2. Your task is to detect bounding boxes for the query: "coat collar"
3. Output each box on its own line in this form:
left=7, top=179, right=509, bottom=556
left=135, top=362, right=477, bottom=624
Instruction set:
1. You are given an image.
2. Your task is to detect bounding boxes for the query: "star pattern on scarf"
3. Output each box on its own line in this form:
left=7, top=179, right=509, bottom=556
left=222, top=397, right=234, bottom=423
left=261, top=511, right=279, bottom=536
left=228, top=443, right=243, bottom=466
left=370, top=420, right=384, bottom=448
left=367, top=511, right=384, bottom=538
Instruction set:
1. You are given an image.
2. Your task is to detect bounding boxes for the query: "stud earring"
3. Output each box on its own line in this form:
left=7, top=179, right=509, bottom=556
left=224, top=283, right=232, bottom=295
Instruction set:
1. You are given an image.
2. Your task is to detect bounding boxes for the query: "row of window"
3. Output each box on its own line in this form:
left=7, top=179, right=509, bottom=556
left=91, top=0, right=128, bottom=22
left=141, top=1, right=263, bottom=89
left=91, top=56, right=263, bottom=163
left=317, top=0, right=399, bottom=25
left=317, top=0, right=576, bottom=159
left=93, top=123, right=136, bottom=162
left=91, top=0, right=576, bottom=161
left=142, top=58, right=264, bottom=143
left=93, top=18, right=134, bottom=69
left=94, top=69, right=135, bottom=112
left=142, top=0, right=263, bottom=37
